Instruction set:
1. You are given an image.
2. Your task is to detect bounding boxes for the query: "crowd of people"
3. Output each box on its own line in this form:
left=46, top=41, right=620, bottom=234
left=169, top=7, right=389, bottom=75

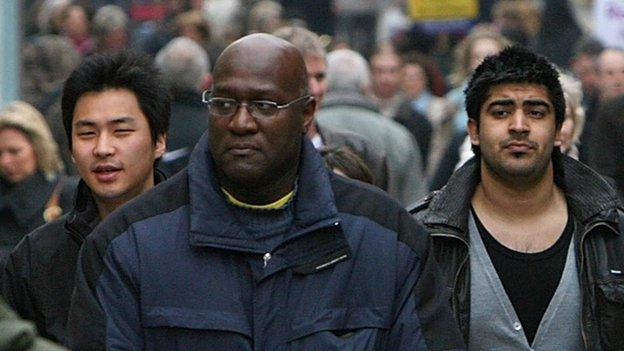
left=0, top=0, right=623, bottom=350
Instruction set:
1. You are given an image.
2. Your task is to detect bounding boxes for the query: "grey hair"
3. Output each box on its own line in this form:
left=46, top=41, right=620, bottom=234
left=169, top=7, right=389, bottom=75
left=326, top=49, right=371, bottom=93
left=155, top=37, right=210, bottom=92
left=93, top=5, right=128, bottom=38
left=272, top=26, right=326, bottom=59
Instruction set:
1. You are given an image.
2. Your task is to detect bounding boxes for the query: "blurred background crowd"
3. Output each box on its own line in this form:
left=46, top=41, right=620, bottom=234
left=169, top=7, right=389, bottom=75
left=2, top=0, right=624, bottom=258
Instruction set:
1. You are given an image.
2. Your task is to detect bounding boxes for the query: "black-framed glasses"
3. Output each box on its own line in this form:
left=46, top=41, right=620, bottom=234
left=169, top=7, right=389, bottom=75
left=201, top=91, right=312, bottom=119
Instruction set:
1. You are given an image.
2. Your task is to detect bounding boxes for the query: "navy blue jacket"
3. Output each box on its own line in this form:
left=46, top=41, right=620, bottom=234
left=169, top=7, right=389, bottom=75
left=66, top=134, right=464, bottom=350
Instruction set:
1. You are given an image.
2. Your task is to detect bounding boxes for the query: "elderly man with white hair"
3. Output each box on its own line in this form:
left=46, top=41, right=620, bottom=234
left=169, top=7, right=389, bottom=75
left=315, top=49, right=427, bottom=205
left=155, top=36, right=212, bottom=175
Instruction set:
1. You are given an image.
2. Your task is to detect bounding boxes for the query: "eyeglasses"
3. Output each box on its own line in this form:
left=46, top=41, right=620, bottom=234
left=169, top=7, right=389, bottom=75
left=202, top=91, right=312, bottom=119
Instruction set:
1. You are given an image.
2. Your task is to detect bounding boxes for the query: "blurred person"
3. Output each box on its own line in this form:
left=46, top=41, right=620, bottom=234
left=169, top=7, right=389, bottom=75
left=91, top=5, right=129, bottom=54
left=395, top=53, right=455, bottom=179
left=596, top=48, right=624, bottom=103
left=333, top=0, right=379, bottom=58
left=558, top=72, right=585, bottom=159
left=0, top=297, right=67, bottom=350
left=273, top=26, right=389, bottom=190
left=35, top=0, right=71, bottom=35
left=579, top=47, right=624, bottom=162
left=491, top=0, right=540, bottom=47
left=59, top=4, right=94, bottom=55
left=587, top=93, right=624, bottom=203
left=155, top=36, right=211, bottom=175
left=248, top=0, right=284, bottom=34
left=0, top=102, right=75, bottom=262
left=320, top=146, right=373, bottom=184
left=316, top=48, right=427, bottom=205
left=411, top=46, right=624, bottom=350
left=569, top=37, right=604, bottom=108
left=534, top=0, right=583, bottom=67
left=1, top=52, right=169, bottom=344
left=203, top=0, right=244, bottom=47
left=370, top=43, right=405, bottom=119
left=21, top=35, right=82, bottom=174
left=174, top=10, right=210, bottom=48
left=65, top=33, right=464, bottom=350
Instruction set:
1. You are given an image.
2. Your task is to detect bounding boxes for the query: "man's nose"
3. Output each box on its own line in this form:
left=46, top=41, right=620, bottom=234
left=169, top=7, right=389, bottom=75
left=228, top=103, right=259, bottom=134
left=93, top=133, right=115, bottom=157
left=509, top=110, right=530, bottom=133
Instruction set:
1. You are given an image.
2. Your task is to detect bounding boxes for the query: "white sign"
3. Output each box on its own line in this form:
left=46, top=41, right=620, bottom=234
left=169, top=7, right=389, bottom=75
left=594, top=0, right=624, bottom=49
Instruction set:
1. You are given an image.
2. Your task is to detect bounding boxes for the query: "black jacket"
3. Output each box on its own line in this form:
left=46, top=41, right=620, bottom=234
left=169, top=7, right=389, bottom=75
left=409, top=156, right=624, bottom=350
left=0, top=172, right=76, bottom=261
left=1, top=171, right=166, bottom=344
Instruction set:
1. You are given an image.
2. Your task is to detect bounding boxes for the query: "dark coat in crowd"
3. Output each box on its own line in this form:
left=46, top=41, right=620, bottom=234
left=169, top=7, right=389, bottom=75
left=159, top=89, right=208, bottom=177
left=410, top=156, right=624, bottom=350
left=1, top=181, right=98, bottom=344
left=0, top=172, right=76, bottom=261
left=393, top=100, right=433, bottom=171
left=65, top=134, right=463, bottom=350
left=587, top=94, right=624, bottom=203
left=1, top=172, right=166, bottom=344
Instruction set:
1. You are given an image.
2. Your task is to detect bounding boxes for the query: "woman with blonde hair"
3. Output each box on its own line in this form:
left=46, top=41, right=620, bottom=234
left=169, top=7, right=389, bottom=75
left=0, top=101, right=75, bottom=261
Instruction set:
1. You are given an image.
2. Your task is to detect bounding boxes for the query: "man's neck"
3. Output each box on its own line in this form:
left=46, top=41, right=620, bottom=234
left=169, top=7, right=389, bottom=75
left=471, top=162, right=568, bottom=253
left=474, top=165, right=559, bottom=217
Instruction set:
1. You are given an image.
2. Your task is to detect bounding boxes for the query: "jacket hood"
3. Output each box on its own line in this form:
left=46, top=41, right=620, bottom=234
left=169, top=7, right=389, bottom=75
left=422, top=155, right=621, bottom=235
left=187, top=132, right=340, bottom=252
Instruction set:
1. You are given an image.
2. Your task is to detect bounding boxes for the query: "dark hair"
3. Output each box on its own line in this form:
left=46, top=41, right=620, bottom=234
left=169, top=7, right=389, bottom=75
left=61, top=51, right=170, bottom=149
left=320, top=146, right=374, bottom=185
left=465, top=45, right=565, bottom=155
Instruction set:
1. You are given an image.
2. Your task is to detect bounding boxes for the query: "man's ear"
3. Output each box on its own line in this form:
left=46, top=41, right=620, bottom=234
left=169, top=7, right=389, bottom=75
left=302, top=97, right=317, bottom=132
left=467, top=118, right=480, bottom=147
left=554, top=123, right=563, bottom=147
left=154, top=133, right=167, bottom=159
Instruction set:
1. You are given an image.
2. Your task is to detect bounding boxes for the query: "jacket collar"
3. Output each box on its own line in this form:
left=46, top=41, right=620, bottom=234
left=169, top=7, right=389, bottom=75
left=187, top=133, right=340, bottom=252
left=424, top=155, right=622, bottom=236
left=65, top=169, right=168, bottom=243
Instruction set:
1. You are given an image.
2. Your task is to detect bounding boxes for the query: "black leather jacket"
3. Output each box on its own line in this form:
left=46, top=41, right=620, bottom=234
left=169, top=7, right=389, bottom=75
left=409, top=156, right=624, bottom=350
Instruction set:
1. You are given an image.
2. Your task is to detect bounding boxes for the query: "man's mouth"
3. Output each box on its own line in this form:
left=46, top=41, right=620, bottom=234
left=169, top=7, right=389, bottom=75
left=227, top=143, right=259, bottom=156
left=92, top=164, right=122, bottom=182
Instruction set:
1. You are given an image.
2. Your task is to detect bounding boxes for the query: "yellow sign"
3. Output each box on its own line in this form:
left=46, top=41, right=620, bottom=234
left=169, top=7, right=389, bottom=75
left=407, top=0, right=479, bottom=21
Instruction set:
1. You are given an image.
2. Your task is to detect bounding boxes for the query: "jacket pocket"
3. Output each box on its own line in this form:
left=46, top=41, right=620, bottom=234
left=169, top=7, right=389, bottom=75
left=595, top=280, right=624, bottom=350
left=283, top=307, right=390, bottom=351
left=141, top=306, right=252, bottom=350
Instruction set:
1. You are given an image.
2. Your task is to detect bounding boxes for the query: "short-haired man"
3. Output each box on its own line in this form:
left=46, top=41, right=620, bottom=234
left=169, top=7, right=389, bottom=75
left=66, top=33, right=464, bottom=350
left=410, top=46, right=624, bottom=350
left=1, top=51, right=169, bottom=344
left=155, top=36, right=211, bottom=175
left=272, top=26, right=389, bottom=191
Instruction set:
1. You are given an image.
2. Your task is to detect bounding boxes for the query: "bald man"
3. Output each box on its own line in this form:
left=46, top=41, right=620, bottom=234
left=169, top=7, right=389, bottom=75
left=66, top=34, right=463, bottom=350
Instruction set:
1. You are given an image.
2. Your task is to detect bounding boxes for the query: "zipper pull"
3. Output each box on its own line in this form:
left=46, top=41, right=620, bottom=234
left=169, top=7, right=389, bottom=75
left=263, top=252, right=272, bottom=268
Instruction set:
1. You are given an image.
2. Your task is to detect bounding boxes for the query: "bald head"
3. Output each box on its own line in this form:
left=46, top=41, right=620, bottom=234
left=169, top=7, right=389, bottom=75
left=213, top=33, right=309, bottom=96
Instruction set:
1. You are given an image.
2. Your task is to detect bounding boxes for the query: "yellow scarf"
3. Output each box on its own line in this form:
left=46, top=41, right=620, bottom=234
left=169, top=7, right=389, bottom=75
left=221, top=188, right=294, bottom=210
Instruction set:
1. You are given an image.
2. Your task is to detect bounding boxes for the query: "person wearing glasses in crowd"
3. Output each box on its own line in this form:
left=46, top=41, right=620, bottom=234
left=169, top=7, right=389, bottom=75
left=65, top=33, right=464, bottom=350
left=1, top=51, right=169, bottom=344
